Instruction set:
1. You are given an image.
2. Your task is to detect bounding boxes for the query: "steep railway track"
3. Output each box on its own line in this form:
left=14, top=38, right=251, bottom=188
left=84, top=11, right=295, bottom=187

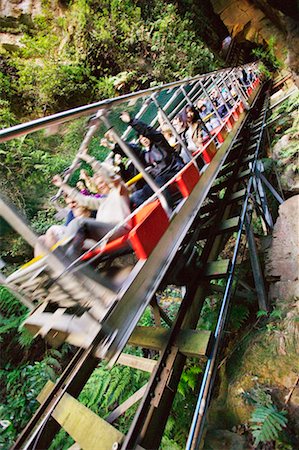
left=0, top=66, right=281, bottom=449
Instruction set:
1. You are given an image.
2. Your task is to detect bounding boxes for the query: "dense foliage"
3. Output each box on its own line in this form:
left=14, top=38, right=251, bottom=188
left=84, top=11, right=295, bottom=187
left=1, top=0, right=220, bottom=118
left=252, top=36, right=283, bottom=78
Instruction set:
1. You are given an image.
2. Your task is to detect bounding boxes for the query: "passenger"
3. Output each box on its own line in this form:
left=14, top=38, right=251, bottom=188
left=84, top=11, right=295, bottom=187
left=181, top=105, right=203, bottom=155
left=34, top=198, right=92, bottom=257
left=229, top=84, right=238, bottom=100
left=242, top=68, right=250, bottom=86
left=196, top=99, right=221, bottom=132
left=210, top=89, right=227, bottom=119
left=120, top=111, right=184, bottom=208
left=171, top=113, right=191, bottom=164
left=220, top=87, right=234, bottom=109
left=172, top=113, right=186, bottom=136
left=76, top=180, right=89, bottom=194
left=50, top=162, right=132, bottom=259
left=101, top=131, right=141, bottom=184
left=79, top=169, right=99, bottom=195
left=248, top=68, right=256, bottom=83
left=157, top=111, right=179, bottom=149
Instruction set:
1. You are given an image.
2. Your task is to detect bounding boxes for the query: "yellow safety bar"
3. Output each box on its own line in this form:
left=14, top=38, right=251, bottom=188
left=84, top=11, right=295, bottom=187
left=20, top=237, right=69, bottom=269
left=126, top=172, right=144, bottom=187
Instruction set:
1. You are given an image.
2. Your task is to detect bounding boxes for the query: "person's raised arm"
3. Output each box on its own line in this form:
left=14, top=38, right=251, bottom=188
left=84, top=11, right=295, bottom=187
left=120, top=111, right=163, bottom=144
left=52, top=175, right=102, bottom=211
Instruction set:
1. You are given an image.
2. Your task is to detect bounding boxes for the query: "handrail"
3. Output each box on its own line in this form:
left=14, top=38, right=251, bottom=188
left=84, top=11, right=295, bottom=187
left=0, top=64, right=256, bottom=143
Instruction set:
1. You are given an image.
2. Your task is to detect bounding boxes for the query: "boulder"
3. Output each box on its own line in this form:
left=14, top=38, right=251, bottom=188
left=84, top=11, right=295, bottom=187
left=203, top=429, right=247, bottom=450
left=265, top=195, right=299, bottom=284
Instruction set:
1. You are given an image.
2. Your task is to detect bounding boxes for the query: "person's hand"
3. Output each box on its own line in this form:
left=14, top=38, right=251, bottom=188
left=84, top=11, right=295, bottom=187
left=120, top=111, right=131, bottom=123
left=100, top=138, right=111, bottom=148
left=104, top=130, right=116, bottom=143
left=78, top=152, right=93, bottom=163
left=114, top=154, right=122, bottom=165
left=52, top=174, right=63, bottom=187
left=80, top=169, right=88, bottom=180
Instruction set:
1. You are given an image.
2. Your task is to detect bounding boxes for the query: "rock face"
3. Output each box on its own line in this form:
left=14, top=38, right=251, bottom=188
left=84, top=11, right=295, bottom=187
left=210, top=0, right=285, bottom=46
left=0, top=0, right=64, bottom=49
left=0, top=0, right=42, bottom=18
left=210, top=0, right=299, bottom=84
left=205, top=195, right=299, bottom=447
left=265, top=195, right=299, bottom=301
left=203, top=429, right=247, bottom=450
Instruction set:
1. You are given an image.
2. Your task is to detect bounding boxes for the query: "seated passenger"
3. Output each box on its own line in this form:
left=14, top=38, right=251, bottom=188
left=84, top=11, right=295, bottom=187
left=181, top=105, right=204, bottom=155
left=50, top=162, right=132, bottom=259
left=120, top=111, right=184, bottom=208
left=157, top=111, right=191, bottom=164
left=156, top=111, right=178, bottom=148
left=171, top=113, right=191, bottom=163
left=220, top=87, right=234, bottom=109
left=210, top=89, right=228, bottom=119
left=34, top=198, right=92, bottom=257
left=101, top=131, right=142, bottom=184
left=248, top=68, right=256, bottom=82
left=78, top=169, right=100, bottom=196
left=196, top=99, right=221, bottom=132
left=172, top=113, right=186, bottom=135
left=242, top=68, right=250, bottom=86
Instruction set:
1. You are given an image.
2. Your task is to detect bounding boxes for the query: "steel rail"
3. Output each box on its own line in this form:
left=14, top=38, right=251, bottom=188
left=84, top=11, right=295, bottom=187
left=186, top=86, right=270, bottom=450
left=0, top=65, right=257, bottom=143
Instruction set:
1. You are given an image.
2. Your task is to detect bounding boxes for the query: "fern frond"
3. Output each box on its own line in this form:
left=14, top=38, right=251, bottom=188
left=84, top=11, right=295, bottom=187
left=250, top=405, right=288, bottom=445
left=0, top=286, right=26, bottom=315
left=17, top=328, right=34, bottom=348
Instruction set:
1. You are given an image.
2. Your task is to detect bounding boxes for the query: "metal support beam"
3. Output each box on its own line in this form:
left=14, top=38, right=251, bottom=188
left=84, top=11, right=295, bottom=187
left=258, top=172, right=284, bottom=205
left=252, top=170, right=274, bottom=231
left=245, top=213, right=268, bottom=311
left=106, top=384, right=148, bottom=424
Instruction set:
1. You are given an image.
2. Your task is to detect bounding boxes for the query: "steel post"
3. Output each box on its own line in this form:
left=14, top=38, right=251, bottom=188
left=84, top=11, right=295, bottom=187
left=245, top=212, right=268, bottom=311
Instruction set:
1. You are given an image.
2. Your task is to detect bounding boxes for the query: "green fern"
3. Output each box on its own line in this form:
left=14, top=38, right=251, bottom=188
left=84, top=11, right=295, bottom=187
left=178, top=365, right=202, bottom=397
left=229, top=304, right=250, bottom=331
left=79, top=361, right=149, bottom=421
left=0, top=286, right=27, bottom=315
left=250, top=405, right=288, bottom=445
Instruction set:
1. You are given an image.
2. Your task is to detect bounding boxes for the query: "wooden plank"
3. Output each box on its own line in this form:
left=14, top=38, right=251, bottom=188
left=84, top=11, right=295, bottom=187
left=218, top=217, right=240, bottom=232
left=209, top=283, right=256, bottom=301
left=117, top=353, right=157, bottom=372
left=228, top=189, right=246, bottom=202
left=237, top=168, right=251, bottom=179
left=272, top=74, right=291, bottom=89
left=36, top=380, right=55, bottom=404
left=218, top=164, right=234, bottom=178
left=37, top=382, right=123, bottom=450
left=241, top=155, right=254, bottom=165
left=67, top=444, right=81, bottom=450
left=198, top=217, right=239, bottom=240
left=204, top=259, right=230, bottom=279
left=127, top=327, right=211, bottom=357
left=106, top=384, right=148, bottom=424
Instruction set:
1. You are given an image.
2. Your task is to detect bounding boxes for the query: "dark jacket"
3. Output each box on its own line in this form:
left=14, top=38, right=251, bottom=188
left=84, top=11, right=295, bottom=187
left=130, top=118, right=184, bottom=177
